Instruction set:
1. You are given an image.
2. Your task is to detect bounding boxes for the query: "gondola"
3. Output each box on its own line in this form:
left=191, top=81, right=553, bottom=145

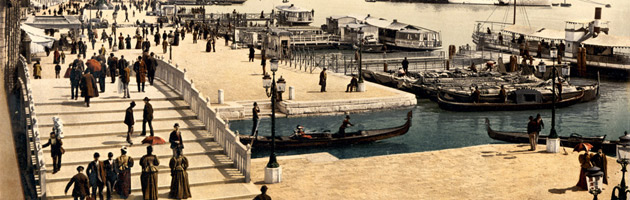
left=240, top=111, right=412, bottom=149
left=437, top=89, right=584, bottom=112
left=485, top=118, right=617, bottom=154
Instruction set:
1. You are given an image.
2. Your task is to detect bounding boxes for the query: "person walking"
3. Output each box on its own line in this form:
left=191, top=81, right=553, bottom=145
left=98, top=60, right=107, bottom=93
left=146, top=53, right=156, bottom=85
left=590, top=148, right=608, bottom=185
left=61, top=50, right=66, bottom=64
left=319, top=68, right=327, bottom=92
left=206, top=39, right=212, bottom=52
left=55, top=64, right=61, bottom=79
left=54, top=48, right=60, bottom=64
left=162, top=38, right=168, bottom=54
left=42, top=131, right=63, bottom=174
left=119, top=56, right=131, bottom=98
left=253, top=185, right=271, bottom=200
left=249, top=46, right=255, bottom=62
left=133, top=56, right=147, bottom=92
left=251, top=102, right=260, bottom=136
left=140, top=146, right=159, bottom=200
left=104, top=152, right=117, bottom=200
left=107, top=54, right=118, bottom=83
left=65, top=166, right=90, bottom=200
left=169, top=123, right=184, bottom=156
left=577, top=146, right=593, bottom=190
left=125, top=35, right=132, bottom=49
left=80, top=70, right=98, bottom=107
left=87, top=152, right=106, bottom=200
left=261, top=56, right=266, bottom=75
left=115, top=147, right=134, bottom=199
left=141, top=97, right=154, bottom=136
left=192, top=30, right=197, bottom=44
left=70, top=66, right=81, bottom=100
left=154, top=32, right=160, bottom=46
left=535, top=114, right=544, bottom=144
left=33, top=61, right=42, bottom=79
left=142, top=38, right=151, bottom=52
left=169, top=148, right=191, bottom=199
left=124, top=101, right=135, bottom=145
left=527, top=116, right=538, bottom=151
left=401, top=57, right=409, bottom=76
left=211, top=37, right=216, bottom=52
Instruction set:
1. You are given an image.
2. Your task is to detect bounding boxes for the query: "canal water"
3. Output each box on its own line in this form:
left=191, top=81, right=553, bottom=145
left=217, top=0, right=630, bottom=159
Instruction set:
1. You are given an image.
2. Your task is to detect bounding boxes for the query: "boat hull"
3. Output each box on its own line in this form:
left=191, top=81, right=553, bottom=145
left=437, top=90, right=584, bottom=112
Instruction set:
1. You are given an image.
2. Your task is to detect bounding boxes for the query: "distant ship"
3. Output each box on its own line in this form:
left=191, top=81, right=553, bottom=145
left=448, top=0, right=550, bottom=6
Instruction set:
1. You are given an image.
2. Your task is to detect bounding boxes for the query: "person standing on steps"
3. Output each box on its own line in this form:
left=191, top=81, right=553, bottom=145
left=169, top=123, right=184, bottom=156
left=142, top=97, right=154, bottom=136
left=80, top=70, right=98, bottom=107
left=65, top=166, right=90, bottom=200
left=70, top=66, right=81, bottom=100
left=133, top=56, right=147, bottom=92
left=140, top=146, right=159, bottom=200
left=107, top=53, right=118, bottom=83
left=42, top=131, right=63, bottom=174
left=124, top=101, right=135, bottom=145
left=87, top=152, right=106, bottom=200
left=169, top=148, right=191, bottom=199
left=115, top=147, right=134, bottom=199
left=104, top=152, right=117, bottom=200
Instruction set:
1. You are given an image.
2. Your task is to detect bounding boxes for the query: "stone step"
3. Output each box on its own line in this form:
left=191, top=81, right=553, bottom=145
left=41, top=119, right=206, bottom=138
left=37, top=100, right=190, bottom=116
left=45, top=137, right=214, bottom=153
left=39, top=109, right=198, bottom=126
left=46, top=166, right=246, bottom=198
left=45, top=152, right=234, bottom=178
left=44, top=141, right=223, bottom=168
left=34, top=95, right=183, bottom=106
left=47, top=181, right=259, bottom=200
left=42, top=130, right=211, bottom=150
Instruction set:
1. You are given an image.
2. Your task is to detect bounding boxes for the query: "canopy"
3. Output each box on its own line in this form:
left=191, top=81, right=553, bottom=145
left=529, top=28, right=565, bottom=40
left=582, top=34, right=630, bottom=48
left=21, top=24, right=55, bottom=54
left=501, top=25, right=540, bottom=36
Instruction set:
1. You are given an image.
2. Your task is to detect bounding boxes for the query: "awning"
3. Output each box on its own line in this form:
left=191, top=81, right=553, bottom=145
left=21, top=24, right=55, bottom=54
left=582, top=34, right=630, bottom=48
left=529, top=28, right=565, bottom=40
left=502, top=25, right=564, bottom=41
left=501, top=25, right=540, bottom=35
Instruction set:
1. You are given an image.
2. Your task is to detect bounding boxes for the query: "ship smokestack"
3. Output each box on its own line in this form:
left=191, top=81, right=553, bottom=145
left=593, top=7, right=602, bottom=37
left=393, top=19, right=397, bottom=23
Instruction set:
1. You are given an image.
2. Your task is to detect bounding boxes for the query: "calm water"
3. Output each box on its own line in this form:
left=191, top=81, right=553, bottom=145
left=220, top=0, right=630, bottom=159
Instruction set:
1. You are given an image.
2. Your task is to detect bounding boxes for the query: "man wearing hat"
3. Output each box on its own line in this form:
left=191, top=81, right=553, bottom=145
left=65, top=166, right=90, bottom=199
left=169, top=123, right=184, bottom=156
left=142, top=97, right=154, bottom=136
left=124, top=101, right=136, bottom=145
left=115, top=147, right=134, bottom=199
left=319, top=68, right=327, bottom=92
left=42, top=130, right=64, bottom=174
left=253, top=185, right=271, bottom=200
left=87, top=152, right=106, bottom=200
left=337, top=115, right=354, bottom=138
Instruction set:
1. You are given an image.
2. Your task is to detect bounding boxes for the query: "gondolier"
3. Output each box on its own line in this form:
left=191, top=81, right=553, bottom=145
left=338, top=115, right=353, bottom=138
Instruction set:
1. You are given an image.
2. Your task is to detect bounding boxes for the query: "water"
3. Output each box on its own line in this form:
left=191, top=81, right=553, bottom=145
left=217, top=0, right=630, bottom=159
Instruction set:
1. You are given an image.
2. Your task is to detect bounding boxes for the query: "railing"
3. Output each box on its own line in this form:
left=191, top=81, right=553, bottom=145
left=290, top=34, right=340, bottom=43
left=154, top=59, right=251, bottom=182
left=17, top=55, right=46, bottom=199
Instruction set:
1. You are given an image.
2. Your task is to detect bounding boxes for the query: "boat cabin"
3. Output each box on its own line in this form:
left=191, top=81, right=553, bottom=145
left=513, top=89, right=543, bottom=104
left=343, top=24, right=379, bottom=45
left=365, top=16, right=441, bottom=50
left=264, top=28, right=292, bottom=59
left=324, top=15, right=358, bottom=35
left=275, top=4, right=314, bottom=26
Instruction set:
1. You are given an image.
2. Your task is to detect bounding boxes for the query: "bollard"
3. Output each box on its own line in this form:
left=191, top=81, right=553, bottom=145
left=289, top=86, right=295, bottom=100
left=218, top=89, right=224, bottom=104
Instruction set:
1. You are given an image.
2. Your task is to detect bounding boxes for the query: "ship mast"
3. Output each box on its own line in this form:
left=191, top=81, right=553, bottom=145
left=513, top=0, right=516, bottom=25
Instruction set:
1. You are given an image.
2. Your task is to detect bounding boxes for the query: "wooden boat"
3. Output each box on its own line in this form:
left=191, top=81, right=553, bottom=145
left=484, top=118, right=616, bottom=153
left=240, top=111, right=412, bottom=149
left=437, top=89, right=584, bottom=112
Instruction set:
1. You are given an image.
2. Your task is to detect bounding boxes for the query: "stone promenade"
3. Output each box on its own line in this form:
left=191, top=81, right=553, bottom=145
left=32, top=78, right=258, bottom=199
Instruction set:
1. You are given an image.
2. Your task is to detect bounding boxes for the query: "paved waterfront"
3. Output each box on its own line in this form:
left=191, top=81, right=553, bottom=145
left=252, top=144, right=620, bottom=200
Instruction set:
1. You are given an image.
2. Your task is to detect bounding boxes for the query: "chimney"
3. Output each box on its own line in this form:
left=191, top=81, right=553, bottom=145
left=393, top=19, right=397, bottom=23
left=290, top=4, right=294, bottom=7
left=593, top=7, right=601, bottom=37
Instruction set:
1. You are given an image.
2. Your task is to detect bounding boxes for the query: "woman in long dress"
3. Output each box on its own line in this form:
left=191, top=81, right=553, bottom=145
left=169, top=148, right=191, bottom=199
left=115, top=147, right=134, bottom=199
left=140, top=145, right=159, bottom=200
left=576, top=146, right=593, bottom=190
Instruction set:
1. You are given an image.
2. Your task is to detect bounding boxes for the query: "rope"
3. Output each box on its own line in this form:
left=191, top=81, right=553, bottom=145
left=481, top=5, right=501, bottom=27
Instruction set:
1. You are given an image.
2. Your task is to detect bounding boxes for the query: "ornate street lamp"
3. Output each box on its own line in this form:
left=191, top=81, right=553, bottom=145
left=262, top=58, right=281, bottom=184
left=356, top=29, right=365, bottom=92
left=612, top=132, right=630, bottom=200
left=276, top=76, right=286, bottom=101
left=586, top=166, right=604, bottom=200
left=537, top=60, right=546, bottom=74
left=549, top=47, right=558, bottom=139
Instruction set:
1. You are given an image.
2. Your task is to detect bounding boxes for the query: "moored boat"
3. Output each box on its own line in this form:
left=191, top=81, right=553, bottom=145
left=485, top=118, right=617, bottom=154
left=240, top=111, right=412, bottom=149
left=437, top=89, right=584, bottom=111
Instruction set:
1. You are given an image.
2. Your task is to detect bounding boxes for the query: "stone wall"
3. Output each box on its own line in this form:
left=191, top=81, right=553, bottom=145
left=2, top=0, right=23, bottom=90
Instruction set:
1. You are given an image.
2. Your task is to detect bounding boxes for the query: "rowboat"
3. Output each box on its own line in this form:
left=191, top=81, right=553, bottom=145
left=484, top=118, right=616, bottom=153
left=437, top=89, right=584, bottom=112
left=240, top=111, right=412, bottom=149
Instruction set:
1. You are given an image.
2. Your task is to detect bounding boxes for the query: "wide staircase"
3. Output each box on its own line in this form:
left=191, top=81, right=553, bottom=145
left=32, top=78, right=258, bottom=199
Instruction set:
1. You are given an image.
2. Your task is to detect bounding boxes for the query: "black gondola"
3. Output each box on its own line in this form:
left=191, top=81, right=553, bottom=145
left=437, top=89, right=585, bottom=112
left=240, top=111, right=412, bottom=149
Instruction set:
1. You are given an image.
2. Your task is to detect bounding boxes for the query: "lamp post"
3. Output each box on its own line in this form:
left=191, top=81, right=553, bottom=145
left=168, top=34, right=173, bottom=60
left=612, top=132, right=630, bottom=200
left=262, top=58, right=282, bottom=184
left=357, top=29, right=365, bottom=92
left=586, top=166, right=604, bottom=200
left=549, top=47, right=558, bottom=139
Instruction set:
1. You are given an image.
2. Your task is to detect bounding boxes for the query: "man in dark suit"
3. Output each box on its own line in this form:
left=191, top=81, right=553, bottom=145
left=87, top=152, right=106, bottom=200
left=107, top=53, right=118, bottom=83
left=319, top=68, right=327, bottom=92
left=65, top=166, right=90, bottom=200
left=146, top=52, right=157, bottom=85
left=104, top=152, right=117, bottom=200
left=142, top=97, right=154, bottom=136
left=124, top=101, right=135, bottom=145
left=169, top=123, right=183, bottom=156
left=42, top=131, right=63, bottom=173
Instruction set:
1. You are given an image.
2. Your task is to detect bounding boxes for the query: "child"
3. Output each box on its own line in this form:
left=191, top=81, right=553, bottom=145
left=55, top=64, right=61, bottom=79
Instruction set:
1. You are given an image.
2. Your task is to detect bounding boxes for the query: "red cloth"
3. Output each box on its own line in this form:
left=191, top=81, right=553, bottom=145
left=576, top=168, right=588, bottom=190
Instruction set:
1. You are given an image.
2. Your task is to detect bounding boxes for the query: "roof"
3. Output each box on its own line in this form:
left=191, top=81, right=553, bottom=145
left=582, top=34, right=630, bottom=48
left=329, top=15, right=356, bottom=20
left=20, top=24, right=55, bottom=54
left=364, top=16, right=437, bottom=33
left=23, top=16, right=81, bottom=29
left=275, top=4, right=311, bottom=13
left=529, top=28, right=565, bottom=40
left=566, top=19, right=593, bottom=25
left=501, top=25, right=540, bottom=35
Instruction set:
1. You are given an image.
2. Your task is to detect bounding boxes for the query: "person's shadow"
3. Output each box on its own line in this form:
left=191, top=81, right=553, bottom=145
left=548, top=186, right=581, bottom=194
